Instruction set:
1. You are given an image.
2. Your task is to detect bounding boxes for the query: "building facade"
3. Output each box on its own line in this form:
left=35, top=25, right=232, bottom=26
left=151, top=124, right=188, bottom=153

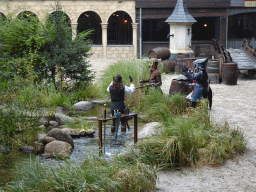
left=1, top=0, right=256, bottom=59
left=0, top=0, right=138, bottom=59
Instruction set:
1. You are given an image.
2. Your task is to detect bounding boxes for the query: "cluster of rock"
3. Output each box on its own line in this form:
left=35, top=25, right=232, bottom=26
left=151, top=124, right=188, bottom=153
left=18, top=101, right=103, bottom=159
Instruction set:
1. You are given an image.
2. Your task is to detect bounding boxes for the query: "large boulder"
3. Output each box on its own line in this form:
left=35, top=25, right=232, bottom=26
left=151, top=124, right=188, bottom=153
left=41, top=136, right=56, bottom=145
left=73, top=101, right=93, bottom=111
left=46, top=128, right=74, bottom=148
left=55, top=114, right=75, bottom=124
left=62, top=128, right=80, bottom=138
left=44, top=140, right=72, bottom=159
left=79, top=129, right=95, bottom=137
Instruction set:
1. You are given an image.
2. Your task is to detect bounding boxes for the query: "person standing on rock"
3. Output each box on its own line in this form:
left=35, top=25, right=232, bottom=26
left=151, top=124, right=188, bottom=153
left=107, top=74, right=135, bottom=133
left=182, top=58, right=212, bottom=109
left=140, top=58, right=162, bottom=88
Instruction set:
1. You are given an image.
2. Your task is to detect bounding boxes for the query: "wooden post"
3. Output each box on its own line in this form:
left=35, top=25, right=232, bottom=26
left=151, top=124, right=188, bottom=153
left=98, top=120, right=102, bottom=156
left=134, top=114, right=138, bottom=144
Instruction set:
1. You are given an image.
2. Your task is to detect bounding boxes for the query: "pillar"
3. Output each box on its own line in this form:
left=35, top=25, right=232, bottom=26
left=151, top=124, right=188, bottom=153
left=132, top=23, right=139, bottom=58
left=71, top=23, right=77, bottom=40
left=101, top=23, right=108, bottom=58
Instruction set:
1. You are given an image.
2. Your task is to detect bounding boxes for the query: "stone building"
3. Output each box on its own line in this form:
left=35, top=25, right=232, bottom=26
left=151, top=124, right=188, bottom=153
left=0, top=0, right=138, bottom=59
left=1, top=0, right=256, bottom=59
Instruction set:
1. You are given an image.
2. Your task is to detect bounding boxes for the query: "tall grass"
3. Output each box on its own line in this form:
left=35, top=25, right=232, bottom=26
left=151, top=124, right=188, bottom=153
left=99, top=58, right=149, bottom=98
left=124, top=100, right=246, bottom=169
left=4, top=154, right=157, bottom=192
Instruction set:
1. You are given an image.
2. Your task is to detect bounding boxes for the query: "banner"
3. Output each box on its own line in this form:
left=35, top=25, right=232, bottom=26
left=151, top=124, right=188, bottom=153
left=244, top=0, right=256, bottom=7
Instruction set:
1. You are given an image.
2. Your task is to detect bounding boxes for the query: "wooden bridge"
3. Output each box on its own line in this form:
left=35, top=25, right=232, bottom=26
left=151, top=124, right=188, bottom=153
left=212, top=38, right=256, bottom=75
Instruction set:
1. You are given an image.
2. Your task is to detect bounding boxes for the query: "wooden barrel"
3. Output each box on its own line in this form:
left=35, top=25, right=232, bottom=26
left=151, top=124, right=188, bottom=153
left=222, top=62, right=238, bottom=85
left=169, top=79, right=193, bottom=95
left=161, top=60, right=176, bottom=73
left=206, top=59, right=219, bottom=73
left=148, top=47, right=171, bottom=60
left=175, top=54, right=190, bottom=73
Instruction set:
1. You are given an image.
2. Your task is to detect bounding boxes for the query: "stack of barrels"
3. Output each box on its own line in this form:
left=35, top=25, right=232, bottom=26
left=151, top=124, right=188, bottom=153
left=148, top=47, right=174, bottom=73
left=206, top=59, right=220, bottom=84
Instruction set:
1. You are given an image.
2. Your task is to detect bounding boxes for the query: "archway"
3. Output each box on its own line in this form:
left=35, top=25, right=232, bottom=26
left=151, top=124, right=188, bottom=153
left=49, top=11, right=71, bottom=27
left=0, top=12, right=7, bottom=22
left=17, top=11, right=39, bottom=22
left=107, top=11, right=132, bottom=45
left=77, top=11, right=102, bottom=45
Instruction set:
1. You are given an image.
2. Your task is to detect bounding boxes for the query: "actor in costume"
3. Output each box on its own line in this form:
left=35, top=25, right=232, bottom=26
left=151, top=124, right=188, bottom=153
left=140, top=58, right=162, bottom=87
left=107, top=74, right=135, bottom=132
left=182, top=58, right=212, bottom=109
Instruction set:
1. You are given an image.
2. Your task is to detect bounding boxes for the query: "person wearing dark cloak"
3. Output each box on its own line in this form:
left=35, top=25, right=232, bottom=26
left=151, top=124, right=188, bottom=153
left=182, top=58, right=212, bottom=109
left=107, top=74, right=135, bottom=132
left=140, top=58, right=162, bottom=88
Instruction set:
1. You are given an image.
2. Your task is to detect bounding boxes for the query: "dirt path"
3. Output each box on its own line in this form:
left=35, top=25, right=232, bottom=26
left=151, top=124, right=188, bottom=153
left=156, top=73, right=256, bottom=192
left=89, top=58, right=256, bottom=191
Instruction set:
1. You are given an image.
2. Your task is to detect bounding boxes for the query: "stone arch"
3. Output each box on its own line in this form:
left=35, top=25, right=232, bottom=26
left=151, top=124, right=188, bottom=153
left=17, top=11, right=39, bottom=21
left=107, top=11, right=132, bottom=45
left=228, top=12, right=256, bottom=39
left=77, top=11, right=102, bottom=45
left=49, top=11, right=71, bottom=27
left=0, top=12, right=7, bottom=21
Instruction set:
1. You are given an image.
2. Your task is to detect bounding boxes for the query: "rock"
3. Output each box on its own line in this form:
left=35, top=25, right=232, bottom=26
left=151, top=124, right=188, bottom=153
left=39, top=117, right=48, bottom=125
left=46, top=128, right=74, bottom=148
left=42, top=136, right=56, bottom=145
left=62, top=128, right=80, bottom=138
left=73, top=101, right=93, bottom=111
left=136, top=122, right=161, bottom=140
left=55, top=114, right=75, bottom=124
left=38, top=133, right=47, bottom=142
left=44, top=140, right=73, bottom=159
left=19, top=146, right=34, bottom=154
left=49, top=120, right=59, bottom=127
left=41, top=153, right=52, bottom=159
left=79, top=129, right=95, bottom=137
left=34, top=141, right=44, bottom=154
left=0, top=145, right=10, bottom=154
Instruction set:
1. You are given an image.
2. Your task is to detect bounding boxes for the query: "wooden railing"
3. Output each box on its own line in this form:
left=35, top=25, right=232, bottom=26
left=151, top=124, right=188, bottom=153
left=212, top=38, right=232, bottom=62
left=241, top=38, right=256, bottom=61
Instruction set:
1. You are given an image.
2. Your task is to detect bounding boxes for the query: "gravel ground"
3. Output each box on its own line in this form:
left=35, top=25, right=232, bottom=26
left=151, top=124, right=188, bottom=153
left=156, top=72, right=256, bottom=192
left=90, top=58, right=256, bottom=192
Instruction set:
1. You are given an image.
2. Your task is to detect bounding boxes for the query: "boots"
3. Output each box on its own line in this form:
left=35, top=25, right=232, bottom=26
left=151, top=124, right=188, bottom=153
left=111, top=126, right=115, bottom=133
left=121, top=125, right=126, bottom=132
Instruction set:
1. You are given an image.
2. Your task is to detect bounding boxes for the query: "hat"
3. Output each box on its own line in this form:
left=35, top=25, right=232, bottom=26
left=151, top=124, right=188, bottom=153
left=193, top=58, right=208, bottom=69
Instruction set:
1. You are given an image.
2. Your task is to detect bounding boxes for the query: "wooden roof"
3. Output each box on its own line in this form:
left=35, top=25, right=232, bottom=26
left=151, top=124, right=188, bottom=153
left=136, top=0, right=230, bottom=9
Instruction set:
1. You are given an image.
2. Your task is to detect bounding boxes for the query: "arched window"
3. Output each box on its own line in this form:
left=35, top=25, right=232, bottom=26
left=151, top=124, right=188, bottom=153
left=17, top=11, right=39, bottom=22
left=108, top=11, right=132, bottom=45
left=49, top=11, right=71, bottom=27
left=0, top=12, right=7, bottom=22
left=77, top=11, right=102, bottom=45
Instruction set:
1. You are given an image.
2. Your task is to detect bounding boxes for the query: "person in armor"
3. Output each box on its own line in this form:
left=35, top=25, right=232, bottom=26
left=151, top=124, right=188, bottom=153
left=182, top=58, right=212, bottom=109
left=140, top=58, right=162, bottom=87
left=107, top=74, right=135, bottom=132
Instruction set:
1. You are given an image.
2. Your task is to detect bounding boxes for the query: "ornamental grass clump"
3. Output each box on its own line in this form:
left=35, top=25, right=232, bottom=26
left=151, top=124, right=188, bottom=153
left=123, top=99, right=246, bottom=169
left=5, top=154, right=157, bottom=192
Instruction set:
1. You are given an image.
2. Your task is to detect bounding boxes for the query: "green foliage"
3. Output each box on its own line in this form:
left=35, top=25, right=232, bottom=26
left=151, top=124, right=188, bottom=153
left=125, top=101, right=247, bottom=168
left=39, top=2, right=94, bottom=88
left=0, top=109, right=20, bottom=147
left=99, top=58, right=149, bottom=98
left=5, top=154, right=157, bottom=192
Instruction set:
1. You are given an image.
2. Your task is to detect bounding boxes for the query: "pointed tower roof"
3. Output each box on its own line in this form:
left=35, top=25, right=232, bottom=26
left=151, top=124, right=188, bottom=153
left=165, top=0, right=196, bottom=23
